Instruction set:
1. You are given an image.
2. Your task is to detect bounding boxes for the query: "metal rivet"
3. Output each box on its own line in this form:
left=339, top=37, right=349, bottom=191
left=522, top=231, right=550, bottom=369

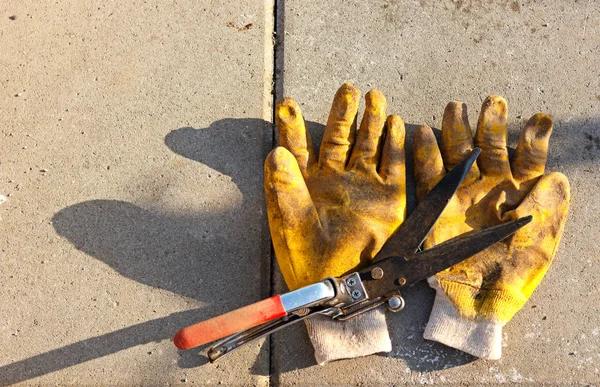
left=387, top=295, right=405, bottom=312
left=371, top=267, right=384, bottom=280
left=397, top=277, right=407, bottom=286
left=220, top=347, right=228, bottom=353
left=351, top=289, right=361, bottom=299
left=346, top=277, right=356, bottom=287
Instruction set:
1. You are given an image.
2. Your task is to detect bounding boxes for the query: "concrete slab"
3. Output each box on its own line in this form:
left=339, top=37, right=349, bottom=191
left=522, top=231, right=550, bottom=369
left=273, top=0, right=600, bottom=384
left=0, top=0, right=273, bottom=385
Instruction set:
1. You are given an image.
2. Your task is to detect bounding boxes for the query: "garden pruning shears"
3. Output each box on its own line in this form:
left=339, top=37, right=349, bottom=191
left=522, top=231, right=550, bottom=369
left=173, top=148, right=532, bottom=362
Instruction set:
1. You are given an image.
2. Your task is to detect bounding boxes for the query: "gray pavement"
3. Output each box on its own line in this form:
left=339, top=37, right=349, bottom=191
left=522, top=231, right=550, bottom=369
left=273, top=0, right=600, bottom=385
left=1, top=0, right=272, bottom=385
left=1, top=0, right=599, bottom=385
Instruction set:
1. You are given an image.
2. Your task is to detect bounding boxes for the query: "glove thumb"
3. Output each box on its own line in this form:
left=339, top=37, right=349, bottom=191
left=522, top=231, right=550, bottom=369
left=501, top=171, right=570, bottom=300
left=264, top=147, right=322, bottom=290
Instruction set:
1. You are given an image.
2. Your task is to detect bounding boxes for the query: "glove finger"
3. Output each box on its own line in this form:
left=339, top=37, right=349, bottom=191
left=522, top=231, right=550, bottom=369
left=502, top=171, right=570, bottom=299
left=441, top=101, right=480, bottom=185
left=441, top=101, right=474, bottom=167
left=511, top=113, right=553, bottom=184
left=264, top=147, right=322, bottom=290
left=474, top=96, right=512, bottom=178
left=319, top=82, right=360, bottom=172
left=413, top=125, right=445, bottom=202
left=347, top=89, right=387, bottom=171
left=379, top=114, right=406, bottom=186
left=276, top=97, right=316, bottom=179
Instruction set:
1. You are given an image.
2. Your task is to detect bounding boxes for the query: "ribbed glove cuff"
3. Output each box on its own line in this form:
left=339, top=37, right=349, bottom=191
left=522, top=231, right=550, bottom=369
left=424, top=278, right=506, bottom=360
left=304, top=308, right=391, bottom=364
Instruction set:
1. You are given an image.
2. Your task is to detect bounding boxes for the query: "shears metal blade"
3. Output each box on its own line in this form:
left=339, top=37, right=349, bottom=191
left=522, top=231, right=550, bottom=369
left=173, top=148, right=533, bottom=362
left=374, top=147, right=481, bottom=260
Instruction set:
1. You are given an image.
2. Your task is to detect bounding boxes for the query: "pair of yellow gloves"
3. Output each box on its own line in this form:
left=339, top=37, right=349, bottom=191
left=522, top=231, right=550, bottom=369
left=264, top=83, right=570, bottom=363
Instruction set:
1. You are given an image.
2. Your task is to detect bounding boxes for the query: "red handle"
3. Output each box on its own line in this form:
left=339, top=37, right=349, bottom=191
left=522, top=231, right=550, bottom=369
left=173, top=295, right=287, bottom=350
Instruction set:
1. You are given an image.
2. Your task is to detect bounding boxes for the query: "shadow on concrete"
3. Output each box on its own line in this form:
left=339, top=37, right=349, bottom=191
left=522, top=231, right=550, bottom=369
left=0, top=118, right=272, bottom=385
left=0, top=309, right=208, bottom=385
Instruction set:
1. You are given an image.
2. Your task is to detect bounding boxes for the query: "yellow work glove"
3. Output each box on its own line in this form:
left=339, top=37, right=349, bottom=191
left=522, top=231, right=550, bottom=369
left=414, top=96, right=570, bottom=359
left=264, top=83, right=407, bottom=364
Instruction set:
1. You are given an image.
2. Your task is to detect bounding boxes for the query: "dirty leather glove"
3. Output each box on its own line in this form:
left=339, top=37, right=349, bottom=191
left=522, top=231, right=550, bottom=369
left=264, top=83, right=407, bottom=364
left=413, top=96, right=570, bottom=359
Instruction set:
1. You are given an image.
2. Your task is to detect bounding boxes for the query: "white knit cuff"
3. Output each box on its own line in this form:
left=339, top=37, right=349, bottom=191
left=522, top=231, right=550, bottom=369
left=424, top=281, right=504, bottom=360
left=305, top=308, right=391, bottom=364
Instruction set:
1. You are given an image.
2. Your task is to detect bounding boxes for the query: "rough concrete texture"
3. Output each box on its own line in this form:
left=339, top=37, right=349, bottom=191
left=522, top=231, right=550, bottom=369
left=1, top=0, right=273, bottom=385
left=1, top=0, right=599, bottom=385
left=272, top=0, right=600, bottom=385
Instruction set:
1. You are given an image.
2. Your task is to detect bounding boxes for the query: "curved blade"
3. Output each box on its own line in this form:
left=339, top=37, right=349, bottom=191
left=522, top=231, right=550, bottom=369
left=374, top=147, right=481, bottom=261
left=363, top=216, right=533, bottom=297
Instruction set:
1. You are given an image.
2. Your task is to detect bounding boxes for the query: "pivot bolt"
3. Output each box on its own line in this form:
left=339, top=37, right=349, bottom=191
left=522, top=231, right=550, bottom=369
left=387, top=295, right=405, bottom=312
left=351, top=289, right=362, bottom=299
left=371, top=267, right=384, bottom=280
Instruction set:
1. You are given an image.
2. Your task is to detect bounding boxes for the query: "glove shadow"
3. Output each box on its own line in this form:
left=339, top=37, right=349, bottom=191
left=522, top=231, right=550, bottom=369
left=21, top=118, right=273, bottom=382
